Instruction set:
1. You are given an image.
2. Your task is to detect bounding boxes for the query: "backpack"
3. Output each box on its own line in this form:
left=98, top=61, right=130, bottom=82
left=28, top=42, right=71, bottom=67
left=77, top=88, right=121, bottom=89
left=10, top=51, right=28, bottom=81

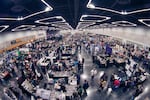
left=83, top=82, right=89, bottom=89
left=85, top=82, right=89, bottom=89
left=78, top=88, right=83, bottom=94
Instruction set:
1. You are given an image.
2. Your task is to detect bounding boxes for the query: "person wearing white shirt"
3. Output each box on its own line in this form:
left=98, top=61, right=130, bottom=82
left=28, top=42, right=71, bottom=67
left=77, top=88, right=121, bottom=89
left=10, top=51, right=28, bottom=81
left=54, top=82, right=61, bottom=91
left=91, top=68, right=97, bottom=80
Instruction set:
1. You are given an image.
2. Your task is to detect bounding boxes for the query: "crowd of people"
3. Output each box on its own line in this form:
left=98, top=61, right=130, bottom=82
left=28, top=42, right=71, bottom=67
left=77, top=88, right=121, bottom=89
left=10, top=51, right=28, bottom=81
left=0, top=33, right=149, bottom=100
left=81, top=34, right=150, bottom=99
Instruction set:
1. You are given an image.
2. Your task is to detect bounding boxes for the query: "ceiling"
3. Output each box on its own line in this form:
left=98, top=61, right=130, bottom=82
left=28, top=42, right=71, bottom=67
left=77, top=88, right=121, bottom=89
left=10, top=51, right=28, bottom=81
left=0, top=0, right=150, bottom=33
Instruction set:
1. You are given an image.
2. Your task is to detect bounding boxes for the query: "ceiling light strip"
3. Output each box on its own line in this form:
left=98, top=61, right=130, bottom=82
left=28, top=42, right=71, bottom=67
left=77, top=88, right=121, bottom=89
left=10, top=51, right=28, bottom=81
left=0, top=18, right=18, bottom=21
left=138, top=19, right=150, bottom=27
left=87, top=0, right=150, bottom=15
left=0, top=25, right=9, bottom=32
left=80, top=15, right=110, bottom=22
left=41, top=0, right=53, bottom=10
left=52, top=22, right=73, bottom=30
left=31, top=26, right=48, bottom=30
left=94, top=7, right=121, bottom=14
left=24, top=10, right=46, bottom=20
left=12, top=25, right=36, bottom=32
left=127, top=8, right=150, bottom=15
left=35, top=16, right=66, bottom=25
left=52, top=24, right=71, bottom=30
left=76, top=22, right=94, bottom=29
left=112, top=21, right=137, bottom=26
left=0, top=0, right=53, bottom=21
left=77, top=22, right=95, bottom=29
left=52, top=23, right=73, bottom=29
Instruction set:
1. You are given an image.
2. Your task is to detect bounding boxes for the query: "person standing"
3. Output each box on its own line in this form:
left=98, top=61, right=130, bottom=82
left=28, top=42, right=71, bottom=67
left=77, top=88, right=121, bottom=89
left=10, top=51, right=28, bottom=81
left=90, top=68, right=97, bottom=80
left=83, top=80, right=89, bottom=95
left=82, top=58, right=84, bottom=65
left=77, top=85, right=83, bottom=98
left=76, top=73, right=80, bottom=85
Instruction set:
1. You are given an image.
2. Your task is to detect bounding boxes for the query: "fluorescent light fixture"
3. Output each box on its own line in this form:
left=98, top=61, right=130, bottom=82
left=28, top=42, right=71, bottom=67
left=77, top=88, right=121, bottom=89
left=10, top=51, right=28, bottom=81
left=0, top=0, right=53, bottom=21
left=56, top=16, right=62, bottom=19
left=0, top=18, right=18, bottom=21
left=31, top=26, right=48, bottom=30
left=48, top=27, right=63, bottom=30
left=80, top=15, right=111, bottom=22
left=112, top=21, right=137, bottom=27
left=100, top=23, right=109, bottom=26
left=86, top=23, right=114, bottom=29
left=41, top=0, right=53, bottom=10
left=86, top=25, right=100, bottom=29
left=87, top=0, right=150, bottom=15
left=138, top=19, right=143, bottom=22
left=106, top=17, right=110, bottom=19
left=99, top=23, right=117, bottom=27
left=23, top=10, right=47, bottom=19
left=12, top=25, right=36, bottom=32
left=121, top=21, right=126, bottom=23
left=35, top=16, right=66, bottom=25
left=138, top=19, right=150, bottom=27
left=76, top=22, right=95, bottom=29
left=35, top=20, right=39, bottom=23
left=35, top=16, right=73, bottom=30
left=51, top=23, right=73, bottom=30
left=0, top=25, right=9, bottom=32
left=83, top=15, right=88, bottom=17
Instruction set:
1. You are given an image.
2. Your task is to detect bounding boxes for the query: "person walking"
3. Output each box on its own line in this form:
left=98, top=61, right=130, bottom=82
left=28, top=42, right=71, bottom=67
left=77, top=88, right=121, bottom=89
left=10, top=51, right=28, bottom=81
left=83, top=80, right=89, bottom=95
left=90, top=68, right=97, bottom=80
left=77, top=85, right=83, bottom=98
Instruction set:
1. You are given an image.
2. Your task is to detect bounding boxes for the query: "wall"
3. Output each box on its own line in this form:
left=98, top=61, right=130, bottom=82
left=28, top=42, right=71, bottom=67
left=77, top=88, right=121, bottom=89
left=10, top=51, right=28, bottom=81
left=0, top=30, right=46, bottom=49
left=84, top=27, right=150, bottom=46
left=2, top=26, right=148, bottom=49
left=60, top=27, right=150, bottom=47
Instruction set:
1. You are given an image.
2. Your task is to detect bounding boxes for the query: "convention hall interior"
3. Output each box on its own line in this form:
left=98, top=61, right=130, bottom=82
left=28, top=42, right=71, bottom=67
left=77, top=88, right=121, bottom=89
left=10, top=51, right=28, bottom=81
left=0, top=0, right=150, bottom=100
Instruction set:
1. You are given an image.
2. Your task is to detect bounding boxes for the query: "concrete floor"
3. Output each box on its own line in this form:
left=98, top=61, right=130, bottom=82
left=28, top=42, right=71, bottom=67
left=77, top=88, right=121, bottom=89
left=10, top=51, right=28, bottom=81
left=1, top=47, right=150, bottom=100
left=80, top=48, right=150, bottom=100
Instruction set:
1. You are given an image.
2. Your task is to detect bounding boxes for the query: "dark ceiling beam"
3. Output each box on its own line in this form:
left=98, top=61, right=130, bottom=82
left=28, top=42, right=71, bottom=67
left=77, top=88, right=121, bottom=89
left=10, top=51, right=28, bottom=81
left=74, top=0, right=79, bottom=28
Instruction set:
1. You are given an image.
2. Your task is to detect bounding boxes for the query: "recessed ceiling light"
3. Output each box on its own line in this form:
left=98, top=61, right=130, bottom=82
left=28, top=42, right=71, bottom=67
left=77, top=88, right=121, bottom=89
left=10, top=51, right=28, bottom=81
left=45, top=7, right=50, bottom=12
left=17, top=16, right=23, bottom=21
left=88, top=4, right=95, bottom=9
left=121, top=11, right=128, bottom=15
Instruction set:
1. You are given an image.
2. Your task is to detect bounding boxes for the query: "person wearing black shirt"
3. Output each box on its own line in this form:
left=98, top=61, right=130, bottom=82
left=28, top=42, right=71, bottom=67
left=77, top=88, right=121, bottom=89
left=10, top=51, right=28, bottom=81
left=83, top=80, right=89, bottom=95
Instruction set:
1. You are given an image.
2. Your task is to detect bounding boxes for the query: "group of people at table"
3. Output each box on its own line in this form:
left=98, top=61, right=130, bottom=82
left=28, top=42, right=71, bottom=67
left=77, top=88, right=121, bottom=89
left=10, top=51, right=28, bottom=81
left=83, top=34, right=150, bottom=99
left=0, top=34, right=84, bottom=100
left=0, top=33, right=150, bottom=100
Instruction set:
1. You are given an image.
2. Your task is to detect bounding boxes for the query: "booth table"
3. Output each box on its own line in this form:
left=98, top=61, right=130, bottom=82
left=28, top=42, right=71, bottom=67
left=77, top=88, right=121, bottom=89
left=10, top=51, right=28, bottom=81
left=36, top=88, right=51, bottom=100
left=21, top=79, right=34, bottom=93
left=49, top=71, right=71, bottom=78
left=36, top=85, right=77, bottom=100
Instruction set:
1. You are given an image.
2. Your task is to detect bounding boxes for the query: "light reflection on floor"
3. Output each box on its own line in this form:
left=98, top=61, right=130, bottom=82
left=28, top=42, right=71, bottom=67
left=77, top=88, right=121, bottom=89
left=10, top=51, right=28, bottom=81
left=135, top=85, right=150, bottom=100
left=80, top=48, right=150, bottom=100
left=85, top=87, right=98, bottom=100
left=99, top=71, right=104, bottom=78
left=81, top=74, right=88, bottom=80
